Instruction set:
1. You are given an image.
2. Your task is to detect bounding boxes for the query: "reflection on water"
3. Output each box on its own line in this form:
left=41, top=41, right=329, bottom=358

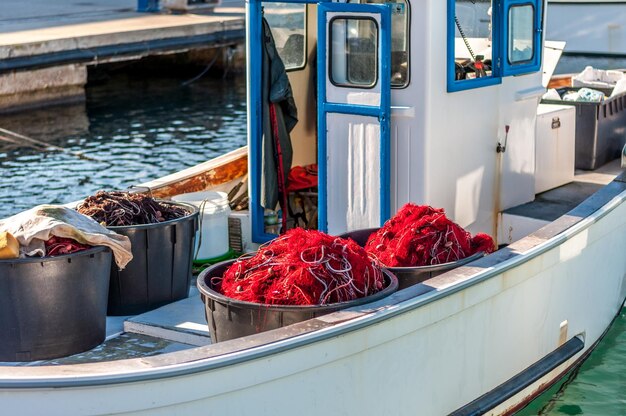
left=519, top=308, right=626, bottom=415
left=0, top=74, right=247, bottom=219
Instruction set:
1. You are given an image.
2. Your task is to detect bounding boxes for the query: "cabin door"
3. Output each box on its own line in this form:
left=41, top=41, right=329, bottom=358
left=317, top=3, right=392, bottom=235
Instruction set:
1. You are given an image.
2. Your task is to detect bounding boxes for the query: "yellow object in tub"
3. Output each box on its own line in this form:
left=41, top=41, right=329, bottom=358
left=0, top=231, right=19, bottom=259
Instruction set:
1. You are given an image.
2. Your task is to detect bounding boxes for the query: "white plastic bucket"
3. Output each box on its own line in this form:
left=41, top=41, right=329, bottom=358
left=172, top=191, right=231, bottom=261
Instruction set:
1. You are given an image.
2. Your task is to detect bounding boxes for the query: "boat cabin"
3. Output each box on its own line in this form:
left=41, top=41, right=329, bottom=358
left=247, top=0, right=546, bottom=244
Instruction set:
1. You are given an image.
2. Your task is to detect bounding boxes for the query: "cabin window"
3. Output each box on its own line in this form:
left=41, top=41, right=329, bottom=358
left=263, top=3, right=307, bottom=70
left=348, top=0, right=410, bottom=88
left=502, top=0, right=542, bottom=75
left=447, top=0, right=501, bottom=92
left=448, top=0, right=543, bottom=90
left=508, top=5, right=534, bottom=63
left=330, top=17, right=379, bottom=88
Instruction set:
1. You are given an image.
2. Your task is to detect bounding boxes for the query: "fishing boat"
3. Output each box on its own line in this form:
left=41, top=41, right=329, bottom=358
left=547, top=0, right=626, bottom=56
left=1, top=0, right=626, bottom=414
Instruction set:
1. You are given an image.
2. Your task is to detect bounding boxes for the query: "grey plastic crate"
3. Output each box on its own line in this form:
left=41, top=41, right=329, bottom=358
left=542, top=88, right=626, bottom=170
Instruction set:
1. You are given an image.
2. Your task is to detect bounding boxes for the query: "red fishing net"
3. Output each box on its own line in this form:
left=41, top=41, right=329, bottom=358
left=45, top=236, right=92, bottom=256
left=217, top=228, right=384, bottom=306
left=365, top=203, right=495, bottom=267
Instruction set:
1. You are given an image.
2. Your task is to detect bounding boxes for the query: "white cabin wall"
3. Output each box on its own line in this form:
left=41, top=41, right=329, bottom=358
left=388, top=0, right=429, bottom=214
left=497, top=79, right=541, bottom=210
left=401, top=0, right=545, bottom=237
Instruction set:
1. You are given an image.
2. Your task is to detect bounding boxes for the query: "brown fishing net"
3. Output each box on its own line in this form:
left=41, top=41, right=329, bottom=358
left=77, top=191, right=187, bottom=227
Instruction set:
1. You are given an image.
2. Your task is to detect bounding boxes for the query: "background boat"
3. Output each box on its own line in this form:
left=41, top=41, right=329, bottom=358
left=547, top=0, right=626, bottom=57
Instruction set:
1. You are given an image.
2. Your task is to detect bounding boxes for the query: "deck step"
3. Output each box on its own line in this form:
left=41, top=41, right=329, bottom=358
left=124, top=287, right=212, bottom=347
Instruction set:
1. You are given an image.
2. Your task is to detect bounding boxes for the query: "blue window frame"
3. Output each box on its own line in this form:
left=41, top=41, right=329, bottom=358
left=447, top=0, right=543, bottom=92
left=447, top=0, right=501, bottom=92
left=502, top=0, right=542, bottom=75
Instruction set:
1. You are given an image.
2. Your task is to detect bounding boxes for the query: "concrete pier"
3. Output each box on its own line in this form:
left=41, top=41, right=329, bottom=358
left=0, top=0, right=245, bottom=112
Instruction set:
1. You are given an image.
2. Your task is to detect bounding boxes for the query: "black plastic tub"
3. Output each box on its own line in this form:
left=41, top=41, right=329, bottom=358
left=542, top=88, right=626, bottom=170
left=197, top=259, right=399, bottom=343
left=340, top=228, right=484, bottom=290
left=0, top=246, right=111, bottom=362
left=106, top=201, right=199, bottom=315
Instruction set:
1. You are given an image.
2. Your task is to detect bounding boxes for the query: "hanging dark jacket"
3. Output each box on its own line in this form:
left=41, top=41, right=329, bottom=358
left=260, top=17, right=298, bottom=211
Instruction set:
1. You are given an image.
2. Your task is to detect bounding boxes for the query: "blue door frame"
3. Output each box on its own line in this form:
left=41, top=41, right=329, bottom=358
left=248, top=0, right=392, bottom=242
left=317, top=2, right=392, bottom=232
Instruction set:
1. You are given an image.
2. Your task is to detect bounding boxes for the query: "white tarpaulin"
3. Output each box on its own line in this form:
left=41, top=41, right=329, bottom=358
left=0, top=205, right=132, bottom=269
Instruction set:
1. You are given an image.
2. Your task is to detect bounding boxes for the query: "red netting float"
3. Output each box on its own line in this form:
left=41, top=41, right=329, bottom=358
left=44, top=236, right=92, bottom=256
left=216, top=228, right=384, bottom=306
left=364, top=203, right=495, bottom=267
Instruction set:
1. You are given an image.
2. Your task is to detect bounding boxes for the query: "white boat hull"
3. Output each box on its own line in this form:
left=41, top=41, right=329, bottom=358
left=1, top=178, right=625, bottom=415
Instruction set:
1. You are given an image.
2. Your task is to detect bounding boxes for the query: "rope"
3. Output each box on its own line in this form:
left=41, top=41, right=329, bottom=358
left=269, top=103, right=289, bottom=233
left=454, top=15, right=476, bottom=62
left=0, top=126, right=109, bottom=164
left=222, top=46, right=235, bottom=79
left=180, top=49, right=221, bottom=87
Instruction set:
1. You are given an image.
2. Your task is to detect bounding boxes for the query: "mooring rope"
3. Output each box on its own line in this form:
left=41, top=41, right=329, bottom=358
left=0, top=126, right=108, bottom=164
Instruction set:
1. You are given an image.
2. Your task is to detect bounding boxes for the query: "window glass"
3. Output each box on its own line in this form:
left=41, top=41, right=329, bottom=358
left=348, top=0, right=410, bottom=87
left=330, top=18, right=378, bottom=87
left=452, top=0, right=494, bottom=81
left=263, top=3, right=306, bottom=70
left=508, top=5, right=534, bottom=64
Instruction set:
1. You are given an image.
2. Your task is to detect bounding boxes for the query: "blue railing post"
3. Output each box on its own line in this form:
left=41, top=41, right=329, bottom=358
left=248, top=0, right=272, bottom=243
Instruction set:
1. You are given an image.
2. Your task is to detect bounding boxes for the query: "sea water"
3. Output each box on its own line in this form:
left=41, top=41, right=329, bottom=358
left=519, top=308, right=626, bottom=415
left=0, top=73, right=247, bottom=218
